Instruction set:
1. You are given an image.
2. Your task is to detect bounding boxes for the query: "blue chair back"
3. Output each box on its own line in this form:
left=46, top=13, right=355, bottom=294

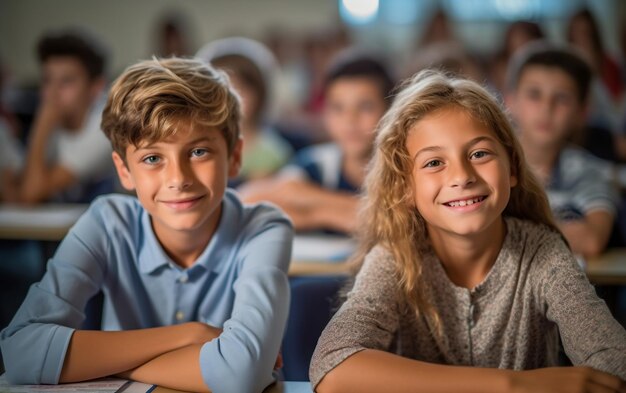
left=282, top=275, right=347, bottom=381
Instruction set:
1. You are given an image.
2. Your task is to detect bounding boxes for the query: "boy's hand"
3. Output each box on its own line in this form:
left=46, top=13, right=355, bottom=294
left=509, top=367, right=626, bottom=393
left=35, top=91, right=64, bottom=133
left=186, top=322, right=222, bottom=345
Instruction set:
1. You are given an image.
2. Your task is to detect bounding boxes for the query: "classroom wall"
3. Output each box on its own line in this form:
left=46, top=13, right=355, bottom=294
left=0, top=0, right=339, bottom=84
left=0, top=0, right=623, bottom=86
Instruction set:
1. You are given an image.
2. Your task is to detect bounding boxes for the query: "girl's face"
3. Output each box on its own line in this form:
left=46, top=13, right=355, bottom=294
left=406, top=107, right=517, bottom=240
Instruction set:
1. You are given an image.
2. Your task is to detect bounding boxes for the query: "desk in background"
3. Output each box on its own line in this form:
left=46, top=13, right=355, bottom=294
left=586, top=248, right=626, bottom=285
left=0, top=204, right=88, bottom=241
left=288, top=234, right=353, bottom=276
left=1, top=207, right=623, bottom=285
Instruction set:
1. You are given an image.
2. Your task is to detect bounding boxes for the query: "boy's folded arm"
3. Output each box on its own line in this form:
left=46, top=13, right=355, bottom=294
left=199, top=216, right=292, bottom=393
left=116, top=344, right=211, bottom=393
left=0, top=208, right=110, bottom=384
left=59, top=322, right=221, bottom=383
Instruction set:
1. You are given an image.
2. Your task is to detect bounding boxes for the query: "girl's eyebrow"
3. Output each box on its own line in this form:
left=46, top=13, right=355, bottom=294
left=412, top=135, right=497, bottom=161
left=413, top=146, right=442, bottom=161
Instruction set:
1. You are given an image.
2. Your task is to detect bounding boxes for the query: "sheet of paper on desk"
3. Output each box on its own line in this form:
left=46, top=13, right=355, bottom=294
left=292, top=234, right=356, bottom=262
left=0, top=375, right=153, bottom=393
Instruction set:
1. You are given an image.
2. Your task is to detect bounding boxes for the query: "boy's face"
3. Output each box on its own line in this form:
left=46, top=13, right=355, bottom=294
left=507, top=65, right=586, bottom=149
left=323, top=77, right=386, bottom=160
left=41, top=56, right=103, bottom=129
left=112, top=121, right=242, bottom=241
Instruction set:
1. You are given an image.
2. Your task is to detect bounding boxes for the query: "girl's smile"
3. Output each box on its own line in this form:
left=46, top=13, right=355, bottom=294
left=406, top=106, right=517, bottom=239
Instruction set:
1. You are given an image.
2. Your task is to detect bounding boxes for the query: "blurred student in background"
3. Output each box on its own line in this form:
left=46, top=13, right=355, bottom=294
left=567, top=8, right=623, bottom=136
left=240, top=50, right=394, bottom=235
left=4, top=30, right=113, bottom=204
left=506, top=43, right=619, bottom=258
left=197, top=37, right=293, bottom=187
left=489, top=21, right=544, bottom=96
left=0, top=58, right=23, bottom=202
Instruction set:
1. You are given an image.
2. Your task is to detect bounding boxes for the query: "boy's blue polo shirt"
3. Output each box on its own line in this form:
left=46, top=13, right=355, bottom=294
left=0, top=189, right=293, bottom=392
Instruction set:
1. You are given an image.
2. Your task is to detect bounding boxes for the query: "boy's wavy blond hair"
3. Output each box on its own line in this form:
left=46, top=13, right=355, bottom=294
left=101, top=57, right=241, bottom=158
left=352, top=69, right=559, bottom=328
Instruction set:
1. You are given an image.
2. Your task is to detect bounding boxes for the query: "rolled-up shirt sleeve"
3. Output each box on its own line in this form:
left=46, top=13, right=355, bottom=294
left=0, top=206, right=108, bottom=384
left=199, top=211, right=293, bottom=393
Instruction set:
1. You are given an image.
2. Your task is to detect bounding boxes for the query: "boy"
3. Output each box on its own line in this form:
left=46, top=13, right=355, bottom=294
left=506, top=42, right=619, bottom=258
left=240, top=51, right=394, bottom=234
left=6, top=30, right=113, bottom=204
left=0, top=58, right=293, bottom=393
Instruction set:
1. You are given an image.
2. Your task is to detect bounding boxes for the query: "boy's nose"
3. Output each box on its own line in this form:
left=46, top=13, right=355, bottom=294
left=167, top=160, right=193, bottom=190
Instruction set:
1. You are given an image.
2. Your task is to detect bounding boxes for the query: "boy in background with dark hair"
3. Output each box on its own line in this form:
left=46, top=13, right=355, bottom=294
left=506, top=42, right=619, bottom=257
left=241, top=51, right=394, bottom=234
left=5, top=30, right=113, bottom=204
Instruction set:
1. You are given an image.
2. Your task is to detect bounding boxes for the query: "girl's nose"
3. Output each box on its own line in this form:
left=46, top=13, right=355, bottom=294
left=448, top=160, right=476, bottom=188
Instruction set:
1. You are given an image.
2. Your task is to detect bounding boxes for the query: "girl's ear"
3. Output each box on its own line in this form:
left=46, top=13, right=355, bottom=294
left=112, top=151, right=136, bottom=191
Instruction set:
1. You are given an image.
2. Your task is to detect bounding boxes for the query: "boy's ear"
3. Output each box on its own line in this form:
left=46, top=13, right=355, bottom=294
left=228, top=137, right=243, bottom=178
left=112, top=151, right=135, bottom=191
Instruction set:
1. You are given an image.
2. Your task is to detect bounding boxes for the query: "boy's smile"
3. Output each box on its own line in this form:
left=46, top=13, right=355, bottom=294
left=112, top=120, right=242, bottom=261
left=406, top=106, right=517, bottom=240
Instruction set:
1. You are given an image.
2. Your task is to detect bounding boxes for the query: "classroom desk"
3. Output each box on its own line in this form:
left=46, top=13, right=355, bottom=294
left=586, top=248, right=626, bottom=285
left=288, top=234, right=354, bottom=276
left=289, top=235, right=626, bottom=285
left=153, top=381, right=312, bottom=393
left=0, top=204, right=88, bottom=241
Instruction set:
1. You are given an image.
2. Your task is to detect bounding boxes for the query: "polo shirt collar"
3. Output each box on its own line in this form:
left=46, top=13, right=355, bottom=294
left=137, top=190, right=238, bottom=275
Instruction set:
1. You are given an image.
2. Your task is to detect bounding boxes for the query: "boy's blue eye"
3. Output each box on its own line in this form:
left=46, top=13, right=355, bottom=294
left=143, top=155, right=161, bottom=165
left=191, top=148, right=208, bottom=157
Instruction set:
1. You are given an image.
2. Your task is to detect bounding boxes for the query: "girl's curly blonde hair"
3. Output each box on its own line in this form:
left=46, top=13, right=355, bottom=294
left=352, top=69, right=559, bottom=328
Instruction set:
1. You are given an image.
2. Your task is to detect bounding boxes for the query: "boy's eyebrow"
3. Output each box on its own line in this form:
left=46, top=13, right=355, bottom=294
left=184, top=135, right=219, bottom=146
left=135, top=135, right=219, bottom=151
left=412, top=136, right=497, bottom=161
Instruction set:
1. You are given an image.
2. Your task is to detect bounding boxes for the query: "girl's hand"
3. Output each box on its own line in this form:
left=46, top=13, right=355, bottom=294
left=509, top=367, right=626, bottom=393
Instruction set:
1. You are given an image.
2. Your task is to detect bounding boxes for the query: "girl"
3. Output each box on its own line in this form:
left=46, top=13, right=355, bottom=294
left=310, top=70, right=626, bottom=393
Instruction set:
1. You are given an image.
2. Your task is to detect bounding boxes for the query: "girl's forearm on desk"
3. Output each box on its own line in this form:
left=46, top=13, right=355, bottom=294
left=316, top=349, right=509, bottom=393
left=59, top=322, right=220, bottom=383
left=317, top=350, right=626, bottom=393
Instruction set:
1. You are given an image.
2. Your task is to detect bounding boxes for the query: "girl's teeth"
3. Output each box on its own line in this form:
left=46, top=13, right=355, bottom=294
left=448, top=197, right=482, bottom=207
